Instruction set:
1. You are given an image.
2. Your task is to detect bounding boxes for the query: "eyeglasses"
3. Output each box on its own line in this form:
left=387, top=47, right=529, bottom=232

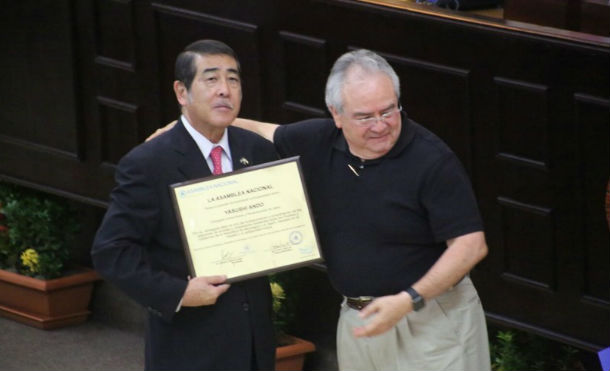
left=351, top=105, right=402, bottom=127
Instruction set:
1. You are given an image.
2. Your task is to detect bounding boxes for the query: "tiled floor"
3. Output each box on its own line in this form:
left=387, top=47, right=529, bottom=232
left=0, top=316, right=144, bottom=371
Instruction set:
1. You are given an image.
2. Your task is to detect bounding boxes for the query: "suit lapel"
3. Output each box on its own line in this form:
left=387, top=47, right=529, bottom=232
left=228, top=126, right=252, bottom=172
left=170, top=119, right=212, bottom=180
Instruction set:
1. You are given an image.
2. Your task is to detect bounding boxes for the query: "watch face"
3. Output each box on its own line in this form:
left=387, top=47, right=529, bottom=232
left=412, top=296, right=424, bottom=311
left=407, top=287, right=425, bottom=311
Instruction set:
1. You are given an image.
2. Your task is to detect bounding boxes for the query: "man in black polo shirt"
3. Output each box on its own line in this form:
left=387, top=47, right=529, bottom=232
left=238, top=49, right=489, bottom=371
left=149, top=49, right=490, bottom=371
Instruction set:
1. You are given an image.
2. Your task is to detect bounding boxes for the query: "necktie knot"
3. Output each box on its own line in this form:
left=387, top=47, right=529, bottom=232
left=210, top=146, right=223, bottom=175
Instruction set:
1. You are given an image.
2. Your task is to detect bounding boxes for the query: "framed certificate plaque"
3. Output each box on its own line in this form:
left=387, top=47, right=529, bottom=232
left=170, top=156, right=323, bottom=283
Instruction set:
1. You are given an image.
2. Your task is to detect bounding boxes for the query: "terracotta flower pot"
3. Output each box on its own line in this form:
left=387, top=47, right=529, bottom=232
left=0, top=267, right=100, bottom=329
left=275, top=334, right=316, bottom=371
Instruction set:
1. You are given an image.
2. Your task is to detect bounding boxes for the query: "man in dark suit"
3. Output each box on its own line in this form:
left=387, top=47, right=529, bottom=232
left=91, top=40, right=277, bottom=371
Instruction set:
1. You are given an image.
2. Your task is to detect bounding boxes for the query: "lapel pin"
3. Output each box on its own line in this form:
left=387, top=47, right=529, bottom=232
left=240, top=157, right=250, bottom=166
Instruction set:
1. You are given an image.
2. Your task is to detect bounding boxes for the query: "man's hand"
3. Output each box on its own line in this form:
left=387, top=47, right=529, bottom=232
left=146, top=121, right=177, bottom=141
left=353, top=291, right=412, bottom=337
left=181, top=275, right=230, bottom=307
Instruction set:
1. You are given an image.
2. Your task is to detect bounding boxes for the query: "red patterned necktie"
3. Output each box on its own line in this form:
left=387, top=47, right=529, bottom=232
left=210, top=146, right=223, bottom=175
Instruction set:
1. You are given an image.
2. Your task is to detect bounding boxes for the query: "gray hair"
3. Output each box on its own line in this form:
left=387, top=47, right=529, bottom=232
left=324, top=49, right=400, bottom=113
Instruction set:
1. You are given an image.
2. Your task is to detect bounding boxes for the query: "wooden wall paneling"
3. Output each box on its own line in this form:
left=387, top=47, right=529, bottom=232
left=491, top=75, right=555, bottom=291
left=130, top=0, right=164, bottom=137
left=486, top=73, right=564, bottom=337
left=0, top=0, right=79, bottom=155
left=574, top=93, right=610, bottom=306
left=93, top=64, right=141, bottom=163
left=494, top=77, right=550, bottom=171
left=497, top=197, right=556, bottom=291
left=479, top=53, right=609, bottom=348
left=94, top=0, right=136, bottom=71
left=150, top=3, right=262, bottom=124
left=0, top=0, right=108, bottom=205
left=96, top=97, right=140, bottom=166
left=503, top=0, right=576, bottom=30
left=278, top=31, right=329, bottom=122
left=92, top=0, right=141, bottom=159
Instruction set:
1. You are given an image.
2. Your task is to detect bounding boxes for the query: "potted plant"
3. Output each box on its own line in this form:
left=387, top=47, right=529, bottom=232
left=0, top=182, right=99, bottom=329
left=270, top=273, right=316, bottom=371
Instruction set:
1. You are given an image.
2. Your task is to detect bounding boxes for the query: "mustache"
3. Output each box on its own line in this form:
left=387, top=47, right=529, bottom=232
left=213, top=101, right=234, bottom=109
left=186, top=94, right=235, bottom=109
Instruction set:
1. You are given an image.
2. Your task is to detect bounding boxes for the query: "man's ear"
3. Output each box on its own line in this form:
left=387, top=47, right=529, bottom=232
left=328, top=105, right=343, bottom=129
left=173, top=80, right=188, bottom=106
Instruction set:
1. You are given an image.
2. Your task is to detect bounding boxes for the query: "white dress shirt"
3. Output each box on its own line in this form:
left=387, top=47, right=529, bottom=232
left=181, top=115, right=233, bottom=174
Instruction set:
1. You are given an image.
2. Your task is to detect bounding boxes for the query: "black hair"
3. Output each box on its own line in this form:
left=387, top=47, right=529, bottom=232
left=174, top=39, right=241, bottom=90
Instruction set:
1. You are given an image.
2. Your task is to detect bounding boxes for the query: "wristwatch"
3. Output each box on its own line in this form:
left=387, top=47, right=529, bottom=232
left=405, top=287, right=425, bottom=311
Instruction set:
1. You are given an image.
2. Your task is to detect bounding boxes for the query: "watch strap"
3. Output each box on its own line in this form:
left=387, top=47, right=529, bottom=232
left=405, top=287, right=425, bottom=311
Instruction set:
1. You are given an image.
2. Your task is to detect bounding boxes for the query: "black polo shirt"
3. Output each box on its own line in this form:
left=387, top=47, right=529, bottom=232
left=274, top=114, right=483, bottom=297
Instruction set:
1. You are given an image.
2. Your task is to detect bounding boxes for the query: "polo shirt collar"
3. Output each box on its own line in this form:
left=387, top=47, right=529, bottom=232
left=333, top=111, right=415, bottom=162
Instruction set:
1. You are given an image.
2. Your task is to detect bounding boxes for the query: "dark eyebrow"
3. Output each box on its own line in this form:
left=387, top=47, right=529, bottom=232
left=202, top=67, right=240, bottom=76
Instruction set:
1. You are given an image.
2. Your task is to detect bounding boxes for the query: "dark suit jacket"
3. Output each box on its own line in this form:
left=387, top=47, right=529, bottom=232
left=92, top=120, right=278, bottom=371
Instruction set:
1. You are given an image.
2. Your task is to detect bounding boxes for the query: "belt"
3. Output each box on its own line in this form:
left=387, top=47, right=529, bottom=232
left=345, top=275, right=469, bottom=310
left=345, top=296, right=374, bottom=310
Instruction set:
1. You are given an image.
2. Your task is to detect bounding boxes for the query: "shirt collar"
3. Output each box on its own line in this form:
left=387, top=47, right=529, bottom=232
left=333, top=111, right=414, bottom=162
left=181, top=115, right=231, bottom=161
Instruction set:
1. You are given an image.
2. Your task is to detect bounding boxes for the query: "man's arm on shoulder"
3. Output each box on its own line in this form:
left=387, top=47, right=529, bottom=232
left=145, top=120, right=177, bottom=142
left=232, top=118, right=279, bottom=143
left=354, top=231, right=488, bottom=337
left=145, top=117, right=280, bottom=142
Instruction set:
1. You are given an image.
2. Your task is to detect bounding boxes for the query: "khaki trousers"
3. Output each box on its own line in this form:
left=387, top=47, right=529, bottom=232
left=337, top=276, right=490, bottom=371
